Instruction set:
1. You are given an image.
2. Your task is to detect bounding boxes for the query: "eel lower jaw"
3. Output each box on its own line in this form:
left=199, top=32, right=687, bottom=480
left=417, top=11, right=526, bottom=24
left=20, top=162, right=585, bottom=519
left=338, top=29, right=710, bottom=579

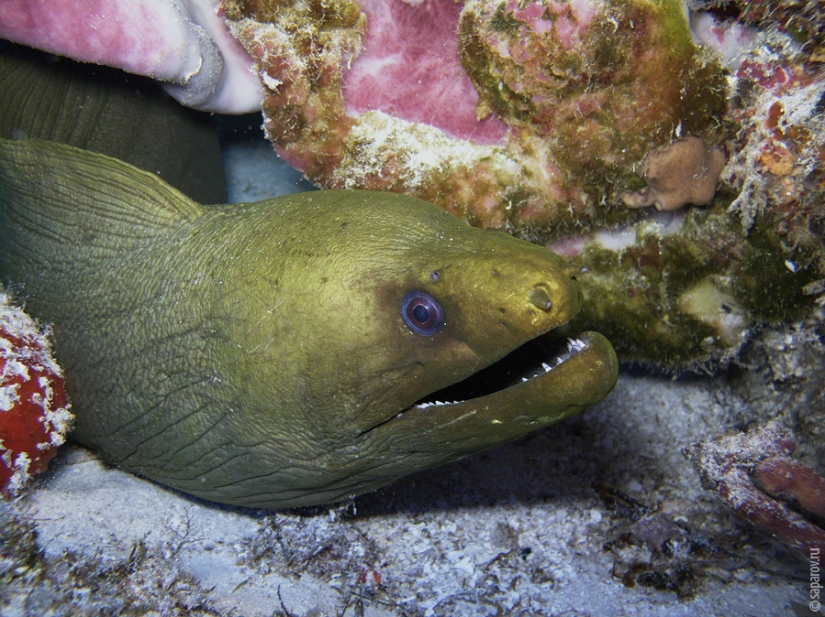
left=387, top=331, right=619, bottom=441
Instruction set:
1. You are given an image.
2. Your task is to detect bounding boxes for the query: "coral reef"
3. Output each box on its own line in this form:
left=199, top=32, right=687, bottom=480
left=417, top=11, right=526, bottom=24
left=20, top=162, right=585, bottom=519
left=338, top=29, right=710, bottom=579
left=0, top=292, right=72, bottom=498
left=224, top=0, right=824, bottom=367
left=684, top=419, right=825, bottom=557
left=225, top=0, right=726, bottom=233
left=458, top=0, right=727, bottom=213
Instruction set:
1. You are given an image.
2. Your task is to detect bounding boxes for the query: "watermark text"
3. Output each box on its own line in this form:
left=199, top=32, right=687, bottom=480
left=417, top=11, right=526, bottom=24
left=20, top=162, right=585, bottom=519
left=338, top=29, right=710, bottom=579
left=812, top=547, right=821, bottom=613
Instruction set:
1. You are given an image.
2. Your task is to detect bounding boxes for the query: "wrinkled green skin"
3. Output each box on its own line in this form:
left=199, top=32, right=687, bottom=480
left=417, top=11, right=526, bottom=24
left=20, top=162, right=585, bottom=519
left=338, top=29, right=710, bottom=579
left=0, top=139, right=618, bottom=509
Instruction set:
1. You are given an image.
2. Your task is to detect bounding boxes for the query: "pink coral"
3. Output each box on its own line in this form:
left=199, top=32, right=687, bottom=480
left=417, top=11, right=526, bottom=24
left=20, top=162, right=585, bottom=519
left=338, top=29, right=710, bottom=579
left=342, top=0, right=507, bottom=144
left=0, top=0, right=261, bottom=112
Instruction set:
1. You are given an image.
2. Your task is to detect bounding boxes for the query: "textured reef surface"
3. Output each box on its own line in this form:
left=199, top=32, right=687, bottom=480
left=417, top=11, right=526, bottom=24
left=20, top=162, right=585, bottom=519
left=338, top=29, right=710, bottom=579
left=225, top=0, right=825, bottom=367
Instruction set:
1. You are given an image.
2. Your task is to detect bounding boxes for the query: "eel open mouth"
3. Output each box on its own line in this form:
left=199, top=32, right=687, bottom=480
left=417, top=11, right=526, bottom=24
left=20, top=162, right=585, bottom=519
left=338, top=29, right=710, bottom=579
left=413, top=333, right=590, bottom=410
left=387, top=330, right=618, bottom=444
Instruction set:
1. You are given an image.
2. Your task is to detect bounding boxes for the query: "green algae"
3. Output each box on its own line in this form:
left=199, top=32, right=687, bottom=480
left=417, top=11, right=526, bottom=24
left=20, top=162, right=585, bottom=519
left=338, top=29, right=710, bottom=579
left=225, top=0, right=362, bottom=28
left=733, top=222, right=820, bottom=322
left=566, top=204, right=821, bottom=367
left=490, top=2, right=522, bottom=33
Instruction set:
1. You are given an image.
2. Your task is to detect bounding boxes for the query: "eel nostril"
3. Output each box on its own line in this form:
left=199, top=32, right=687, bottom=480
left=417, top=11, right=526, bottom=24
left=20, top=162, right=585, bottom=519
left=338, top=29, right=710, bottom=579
left=527, top=286, right=553, bottom=311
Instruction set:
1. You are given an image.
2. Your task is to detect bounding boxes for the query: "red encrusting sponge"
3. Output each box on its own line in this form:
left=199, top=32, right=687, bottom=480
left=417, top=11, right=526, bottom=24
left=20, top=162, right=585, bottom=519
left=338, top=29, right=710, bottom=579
left=0, top=292, right=73, bottom=498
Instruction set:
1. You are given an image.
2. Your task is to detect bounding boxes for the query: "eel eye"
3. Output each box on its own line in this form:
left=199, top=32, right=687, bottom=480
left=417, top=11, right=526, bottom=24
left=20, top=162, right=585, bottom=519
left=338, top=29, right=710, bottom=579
left=401, top=291, right=444, bottom=336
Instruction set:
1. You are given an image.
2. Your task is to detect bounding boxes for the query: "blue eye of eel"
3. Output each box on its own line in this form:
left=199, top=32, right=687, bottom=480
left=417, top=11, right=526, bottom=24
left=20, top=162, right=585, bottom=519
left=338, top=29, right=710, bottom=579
left=401, top=290, right=444, bottom=336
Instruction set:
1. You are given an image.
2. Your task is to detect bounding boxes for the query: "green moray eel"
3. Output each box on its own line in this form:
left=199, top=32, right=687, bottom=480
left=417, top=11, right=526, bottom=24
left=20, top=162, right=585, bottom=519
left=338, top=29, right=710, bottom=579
left=0, top=138, right=619, bottom=509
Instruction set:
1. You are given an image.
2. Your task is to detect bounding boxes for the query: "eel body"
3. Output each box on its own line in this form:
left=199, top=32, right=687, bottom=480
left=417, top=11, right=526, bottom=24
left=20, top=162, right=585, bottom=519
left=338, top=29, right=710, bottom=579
left=0, top=139, right=618, bottom=508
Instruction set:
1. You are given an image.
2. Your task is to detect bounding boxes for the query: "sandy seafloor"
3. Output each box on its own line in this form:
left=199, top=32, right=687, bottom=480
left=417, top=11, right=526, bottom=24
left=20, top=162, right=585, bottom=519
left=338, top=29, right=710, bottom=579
left=1, top=129, right=817, bottom=617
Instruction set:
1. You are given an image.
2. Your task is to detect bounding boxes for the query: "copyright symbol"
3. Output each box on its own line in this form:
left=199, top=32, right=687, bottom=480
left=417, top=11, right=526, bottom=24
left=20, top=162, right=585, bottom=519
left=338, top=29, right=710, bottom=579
left=811, top=600, right=821, bottom=612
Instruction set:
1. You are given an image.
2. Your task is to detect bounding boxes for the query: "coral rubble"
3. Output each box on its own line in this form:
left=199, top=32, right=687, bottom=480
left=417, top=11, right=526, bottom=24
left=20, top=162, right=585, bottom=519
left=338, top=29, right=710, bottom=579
left=685, top=419, right=825, bottom=557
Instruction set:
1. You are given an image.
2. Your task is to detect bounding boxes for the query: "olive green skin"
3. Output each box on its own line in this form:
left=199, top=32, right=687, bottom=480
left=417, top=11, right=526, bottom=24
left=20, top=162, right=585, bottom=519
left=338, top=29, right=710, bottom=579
left=0, top=139, right=618, bottom=508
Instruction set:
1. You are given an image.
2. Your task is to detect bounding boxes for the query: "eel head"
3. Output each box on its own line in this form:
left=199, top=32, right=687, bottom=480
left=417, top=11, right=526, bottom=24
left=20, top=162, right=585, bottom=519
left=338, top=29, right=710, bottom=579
left=216, top=192, right=619, bottom=507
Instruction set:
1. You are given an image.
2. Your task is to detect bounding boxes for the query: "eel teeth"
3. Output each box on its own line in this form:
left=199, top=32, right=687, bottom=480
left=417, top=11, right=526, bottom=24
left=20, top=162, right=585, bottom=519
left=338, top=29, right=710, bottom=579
left=530, top=338, right=586, bottom=378
left=415, top=399, right=462, bottom=409
left=413, top=337, right=588, bottom=410
left=567, top=337, right=587, bottom=353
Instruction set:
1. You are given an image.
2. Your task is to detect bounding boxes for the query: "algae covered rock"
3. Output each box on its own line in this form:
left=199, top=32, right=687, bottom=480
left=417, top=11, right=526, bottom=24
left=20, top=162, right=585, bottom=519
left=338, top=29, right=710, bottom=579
left=458, top=0, right=728, bottom=216
left=225, top=0, right=728, bottom=234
